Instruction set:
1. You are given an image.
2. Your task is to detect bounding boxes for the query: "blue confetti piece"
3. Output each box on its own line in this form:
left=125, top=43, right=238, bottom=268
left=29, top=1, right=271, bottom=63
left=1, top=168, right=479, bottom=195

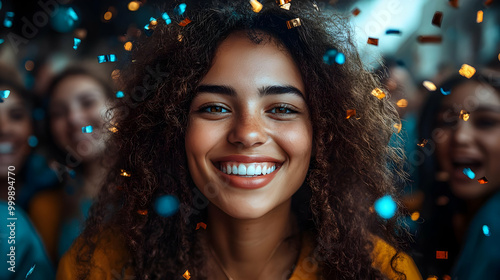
left=28, top=136, right=38, bottom=148
left=335, top=52, right=346, bottom=65
left=73, top=38, right=81, bottom=50
left=440, top=88, right=451, bottom=95
left=162, top=12, right=171, bottom=24
left=25, top=264, right=36, bottom=279
left=68, top=169, right=76, bottom=178
left=82, top=125, right=93, bottom=133
left=154, top=195, right=180, bottom=217
left=4, top=11, right=13, bottom=28
left=0, top=39, right=4, bottom=45
left=463, top=168, right=475, bottom=179
left=115, top=91, right=124, bottom=98
left=374, top=195, right=397, bottom=219
left=67, top=7, right=78, bottom=21
left=323, top=49, right=345, bottom=65
left=483, top=225, right=490, bottom=236
left=174, top=3, right=186, bottom=15
left=1, top=90, right=10, bottom=99
left=385, top=29, right=401, bottom=35
left=97, top=54, right=116, bottom=63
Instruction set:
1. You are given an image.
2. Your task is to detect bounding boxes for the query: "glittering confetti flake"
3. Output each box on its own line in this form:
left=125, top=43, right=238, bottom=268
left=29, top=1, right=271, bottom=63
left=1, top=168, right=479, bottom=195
left=367, top=37, right=379, bottom=46
left=183, top=270, right=191, bottom=280
left=137, top=209, right=148, bottom=215
left=459, top=109, right=470, bottom=121
left=250, top=0, right=263, bottom=13
left=427, top=275, right=439, bottom=280
left=97, top=54, right=116, bottom=63
left=477, top=10, right=484, bottom=23
left=463, top=168, right=475, bottom=179
left=286, top=18, right=301, bottom=29
left=116, top=91, right=124, bottom=98
left=459, top=64, right=476, bottom=78
left=432, top=11, right=443, bottom=27
left=385, top=29, right=401, bottom=35
left=3, top=11, right=14, bottom=28
left=120, top=169, right=131, bottom=177
left=374, top=195, right=397, bottom=219
left=154, top=195, right=180, bottom=217
left=483, top=225, right=491, bottom=236
left=396, top=99, right=408, bottom=108
left=393, top=123, right=402, bottom=133
left=1, top=90, right=11, bottom=100
left=25, top=264, right=36, bottom=279
left=109, top=126, right=118, bottom=133
left=371, top=88, right=385, bottom=99
left=82, top=125, right=93, bottom=133
left=436, top=251, right=448, bottom=259
left=178, top=18, right=192, bottom=27
left=477, top=177, right=488, bottom=184
left=73, top=38, right=81, bottom=50
left=174, top=3, right=187, bottom=16
left=417, top=139, right=428, bottom=147
left=351, top=8, right=360, bottom=16
left=323, top=49, right=345, bottom=65
left=277, top=0, right=291, bottom=10
left=196, top=222, right=207, bottom=230
left=162, top=12, right=172, bottom=25
left=423, top=81, right=437, bottom=91
left=440, top=88, right=451, bottom=95
left=417, top=35, right=442, bottom=43
left=410, top=211, right=420, bottom=221
left=345, top=109, right=356, bottom=119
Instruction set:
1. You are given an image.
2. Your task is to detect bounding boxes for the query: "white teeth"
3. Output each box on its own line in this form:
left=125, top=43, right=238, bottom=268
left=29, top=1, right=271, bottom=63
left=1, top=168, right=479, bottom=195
left=247, top=164, right=255, bottom=175
left=232, top=165, right=238, bottom=175
left=227, top=164, right=232, bottom=174
left=238, top=164, right=246, bottom=175
left=262, top=166, right=267, bottom=175
left=255, top=165, right=262, bottom=175
left=222, top=165, right=226, bottom=173
left=218, top=162, right=277, bottom=176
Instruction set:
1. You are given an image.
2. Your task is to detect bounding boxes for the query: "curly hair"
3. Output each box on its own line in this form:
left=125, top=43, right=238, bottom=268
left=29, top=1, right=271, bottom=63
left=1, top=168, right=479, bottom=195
left=76, top=1, right=408, bottom=279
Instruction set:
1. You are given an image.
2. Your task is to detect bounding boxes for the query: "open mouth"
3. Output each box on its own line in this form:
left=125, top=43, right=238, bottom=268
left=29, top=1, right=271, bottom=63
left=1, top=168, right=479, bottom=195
left=0, top=142, right=14, bottom=154
left=214, top=161, right=282, bottom=177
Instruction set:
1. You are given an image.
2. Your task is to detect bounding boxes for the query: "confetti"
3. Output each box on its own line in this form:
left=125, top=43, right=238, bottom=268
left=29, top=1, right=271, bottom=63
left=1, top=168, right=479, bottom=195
left=0, top=39, right=4, bottom=45
left=128, top=1, right=140, bottom=11
left=476, top=10, right=483, bottom=23
left=178, top=18, right=192, bottom=27
left=443, top=275, right=451, bottom=280
left=374, top=195, right=397, bottom=219
left=123, top=41, right=132, bottom=51
left=98, top=54, right=116, bottom=63
left=396, top=99, right=408, bottom=108
left=423, top=81, right=437, bottom=91
left=436, top=251, right=448, bottom=259
left=1, top=90, right=10, bottom=99
left=250, top=0, right=263, bottom=12
left=426, top=276, right=438, bottom=280
left=478, top=177, right=488, bottom=184
left=67, top=7, right=79, bottom=21
left=277, top=0, right=292, bottom=10
left=459, top=109, right=470, bottom=121
left=3, top=11, right=13, bottom=28
left=463, top=168, right=475, bottom=179
left=25, top=264, right=36, bottom=279
left=104, top=11, right=112, bottom=21
left=286, top=18, right=301, bottom=29
left=109, top=127, right=118, bottom=133
left=485, top=0, right=493, bottom=6
left=459, top=64, right=476, bottom=78
left=385, top=29, right=401, bottom=35
left=183, top=270, right=191, bottom=280
left=393, top=123, right=402, bottom=133
left=120, top=169, right=131, bottom=177
left=449, top=0, right=459, bottom=8
left=417, top=35, right=442, bottom=43
left=196, top=222, right=207, bottom=230
left=371, top=88, right=386, bottom=99
left=162, top=12, right=172, bottom=25
left=410, top=211, right=420, bottom=221
left=323, top=49, right=345, bottom=65
left=351, top=8, right=360, bottom=16
left=116, top=91, right=124, bottom=98
left=432, top=11, right=443, bottom=27
left=482, top=225, right=490, bottom=236
left=137, top=209, right=148, bottom=215
left=73, top=38, right=81, bottom=50
left=82, top=126, right=93, bottom=133
left=440, top=88, right=451, bottom=95
left=417, top=139, right=428, bottom=147
left=174, top=3, right=187, bottom=15
left=28, top=136, right=38, bottom=148
left=154, top=195, right=180, bottom=217
left=312, top=1, right=320, bottom=11
left=346, top=109, right=356, bottom=119
left=367, top=37, right=379, bottom=46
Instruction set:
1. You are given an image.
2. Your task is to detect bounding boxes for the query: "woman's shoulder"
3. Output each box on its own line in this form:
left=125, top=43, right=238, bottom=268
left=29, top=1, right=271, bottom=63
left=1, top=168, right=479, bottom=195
left=56, top=227, right=134, bottom=280
left=371, top=236, right=423, bottom=280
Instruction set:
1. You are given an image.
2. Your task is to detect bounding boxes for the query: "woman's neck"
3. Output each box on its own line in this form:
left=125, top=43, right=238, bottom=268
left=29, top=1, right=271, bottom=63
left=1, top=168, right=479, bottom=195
left=81, top=160, right=107, bottom=198
left=205, top=199, right=300, bottom=280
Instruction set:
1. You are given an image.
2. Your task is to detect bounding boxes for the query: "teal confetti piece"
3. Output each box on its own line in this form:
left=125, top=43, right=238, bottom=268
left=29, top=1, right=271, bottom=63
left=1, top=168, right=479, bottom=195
left=25, top=264, right=36, bottom=279
left=67, top=7, right=78, bottom=21
left=1, top=90, right=10, bottom=99
left=154, top=195, right=180, bottom=217
left=463, top=168, right=475, bottom=179
left=440, top=88, right=451, bottom=95
left=28, top=136, right=38, bottom=148
left=115, top=91, right=124, bottom=98
left=97, top=54, right=116, bottom=63
left=73, top=38, right=81, bottom=50
left=4, top=11, right=13, bottom=28
left=385, top=29, right=401, bottom=35
left=174, top=3, right=186, bottom=15
left=374, top=195, right=397, bottom=219
left=483, top=225, right=490, bottom=236
left=0, top=39, right=4, bottom=45
left=82, top=125, right=93, bottom=133
left=162, top=12, right=171, bottom=24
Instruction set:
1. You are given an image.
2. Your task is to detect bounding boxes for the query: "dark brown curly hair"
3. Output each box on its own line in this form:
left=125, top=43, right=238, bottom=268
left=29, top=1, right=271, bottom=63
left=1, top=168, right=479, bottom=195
left=76, top=1, right=408, bottom=279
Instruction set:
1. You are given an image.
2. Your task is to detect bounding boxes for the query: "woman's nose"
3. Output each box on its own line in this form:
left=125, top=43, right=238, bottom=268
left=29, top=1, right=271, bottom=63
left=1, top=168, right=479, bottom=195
left=451, top=120, right=475, bottom=147
left=227, top=112, right=267, bottom=148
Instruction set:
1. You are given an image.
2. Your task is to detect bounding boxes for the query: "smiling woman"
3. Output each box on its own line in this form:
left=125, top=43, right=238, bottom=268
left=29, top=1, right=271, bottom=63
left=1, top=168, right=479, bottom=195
left=57, top=1, right=421, bottom=279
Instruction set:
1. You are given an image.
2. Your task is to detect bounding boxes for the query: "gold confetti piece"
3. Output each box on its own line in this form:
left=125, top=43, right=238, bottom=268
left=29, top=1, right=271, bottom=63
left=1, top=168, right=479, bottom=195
left=498, top=53, right=500, bottom=61
left=460, top=110, right=470, bottom=121
left=276, top=0, right=291, bottom=10
left=178, top=34, right=184, bottom=42
left=124, top=41, right=133, bottom=51
left=120, top=169, right=131, bottom=177
left=183, top=270, right=191, bottom=280
left=352, top=7, right=360, bottom=16
left=423, top=80, right=437, bottom=91
left=436, top=251, right=448, bottom=259
left=426, top=276, right=438, bottom=280
left=396, top=99, right=408, bottom=108
left=417, top=35, right=442, bottom=43
left=443, top=275, right=451, bottom=280
left=478, top=177, right=488, bottom=184
left=367, top=37, right=379, bottom=46
left=417, top=139, right=428, bottom=147
left=449, top=0, right=459, bottom=8
left=250, top=0, right=263, bottom=13
left=128, top=1, right=140, bottom=11
left=393, top=123, right=402, bottom=133
left=150, top=19, right=158, bottom=27
left=459, top=64, right=476, bottom=78
left=137, top=209, right=148, bottom=215
left=109, top=127, right=118, bottom=133
left=104, top=11, right=113, bottom=21
left=346, top=109, right=356, bottom=119
left=195, top=222, right=207, bottom=230
left=179, top=18, right=192, bottom=27
left=371, top=88, right=385, bottom=99
left=111, top=69, right=121, bottom=80
left=286, top=18, right=301, bottom=29
left=410, top=211, right=420, bottom=221
left=477, top=10, right=483, bottom=23
left=280, top=3, right=291, bottom=9
left=485, top=0, right=493, bottom=6
left=432, top=11, right=443, bottom=27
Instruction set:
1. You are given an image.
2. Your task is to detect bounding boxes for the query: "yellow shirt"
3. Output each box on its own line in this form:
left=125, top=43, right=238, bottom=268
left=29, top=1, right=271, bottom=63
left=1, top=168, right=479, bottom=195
left=57, top=232, right=422, bottom=280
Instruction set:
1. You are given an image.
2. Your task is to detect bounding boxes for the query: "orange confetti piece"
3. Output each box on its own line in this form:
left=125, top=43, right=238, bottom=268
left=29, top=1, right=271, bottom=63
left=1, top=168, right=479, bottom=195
left=423, top=80, right=437, bottom=91
left=367, top=37, right=379, bottom=46
left=109, top=126, right=118, bottom=133
left=449, top=0, right=459, bottom=8
left=351, top=7, right=360, bottom=16
left=417, top=139, right=428, bottom=147
left=485, top=0, right=493, bottom=6
left=178, top=34, right=184, bottom=42
left=478, top=177, right=488, bottom=184
left=432, top=11, right=443, bottom=27
left=371, top=88, right=385, bottom=99
left=459, top=64, right=476, bottom=78
left=443, top=275, right=451, bottom=280
left=178, top=18, right=192, bottom=27
left=436, top=251, right=448, bottom=259
left=417, top=35, right=442, bottom=43
left=286, top=18, right=301, bottom=29
left=120, top=169, right=131, bottom=177
left=459, top=110, right=470, bottom=121
left=250, top=0, right=263, bottom=13
left=393, top=123, right=402, bottom=133
left=137, top=209, right=148, bottom=215
left=426, top=276, right=438, bottom=280
left=346, top=109, right=356, bottom=119
left=411, top=211, right=420, bottom=221
left=183, top=270, right=191, bottom=280
left=195, top=222, right=207, bottom=230
left=396, top=99, right=408, bottom=108
left=477, top=10, right=483, bottom=23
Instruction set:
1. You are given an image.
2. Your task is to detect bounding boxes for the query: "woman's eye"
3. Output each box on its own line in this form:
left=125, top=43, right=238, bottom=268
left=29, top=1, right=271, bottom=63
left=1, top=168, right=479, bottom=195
left=269, top=105, right=297, bottom=114
left=474, top=118, right=499, bottom=129
left=200, top=106, right=228, bottom=113
left=81, top=99, right=96, bottom=109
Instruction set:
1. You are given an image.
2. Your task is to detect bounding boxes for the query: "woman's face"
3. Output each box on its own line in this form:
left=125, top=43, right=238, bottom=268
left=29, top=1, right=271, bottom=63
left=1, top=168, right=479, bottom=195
left=436, top=81, right=500, bottom=200
left=0, top=91, right=33, bottom=176
left=185, top=32, right=313, bottom=219
left=49, top=75, right=110, bottom=163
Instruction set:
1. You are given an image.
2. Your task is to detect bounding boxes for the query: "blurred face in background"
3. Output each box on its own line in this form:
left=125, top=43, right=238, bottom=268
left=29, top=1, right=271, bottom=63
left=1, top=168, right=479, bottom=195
left=49, top=75, right=111, bottom=163
left=0, top=90, right=33, bottom=177
left=435, top=81, right=500, bottom=201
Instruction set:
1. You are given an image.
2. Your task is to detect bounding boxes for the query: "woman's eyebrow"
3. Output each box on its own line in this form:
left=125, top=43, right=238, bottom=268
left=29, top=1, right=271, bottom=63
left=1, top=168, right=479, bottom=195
left=440, top=105, right=500, bottom=114
left=194, top=84, right=305, bottom=99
